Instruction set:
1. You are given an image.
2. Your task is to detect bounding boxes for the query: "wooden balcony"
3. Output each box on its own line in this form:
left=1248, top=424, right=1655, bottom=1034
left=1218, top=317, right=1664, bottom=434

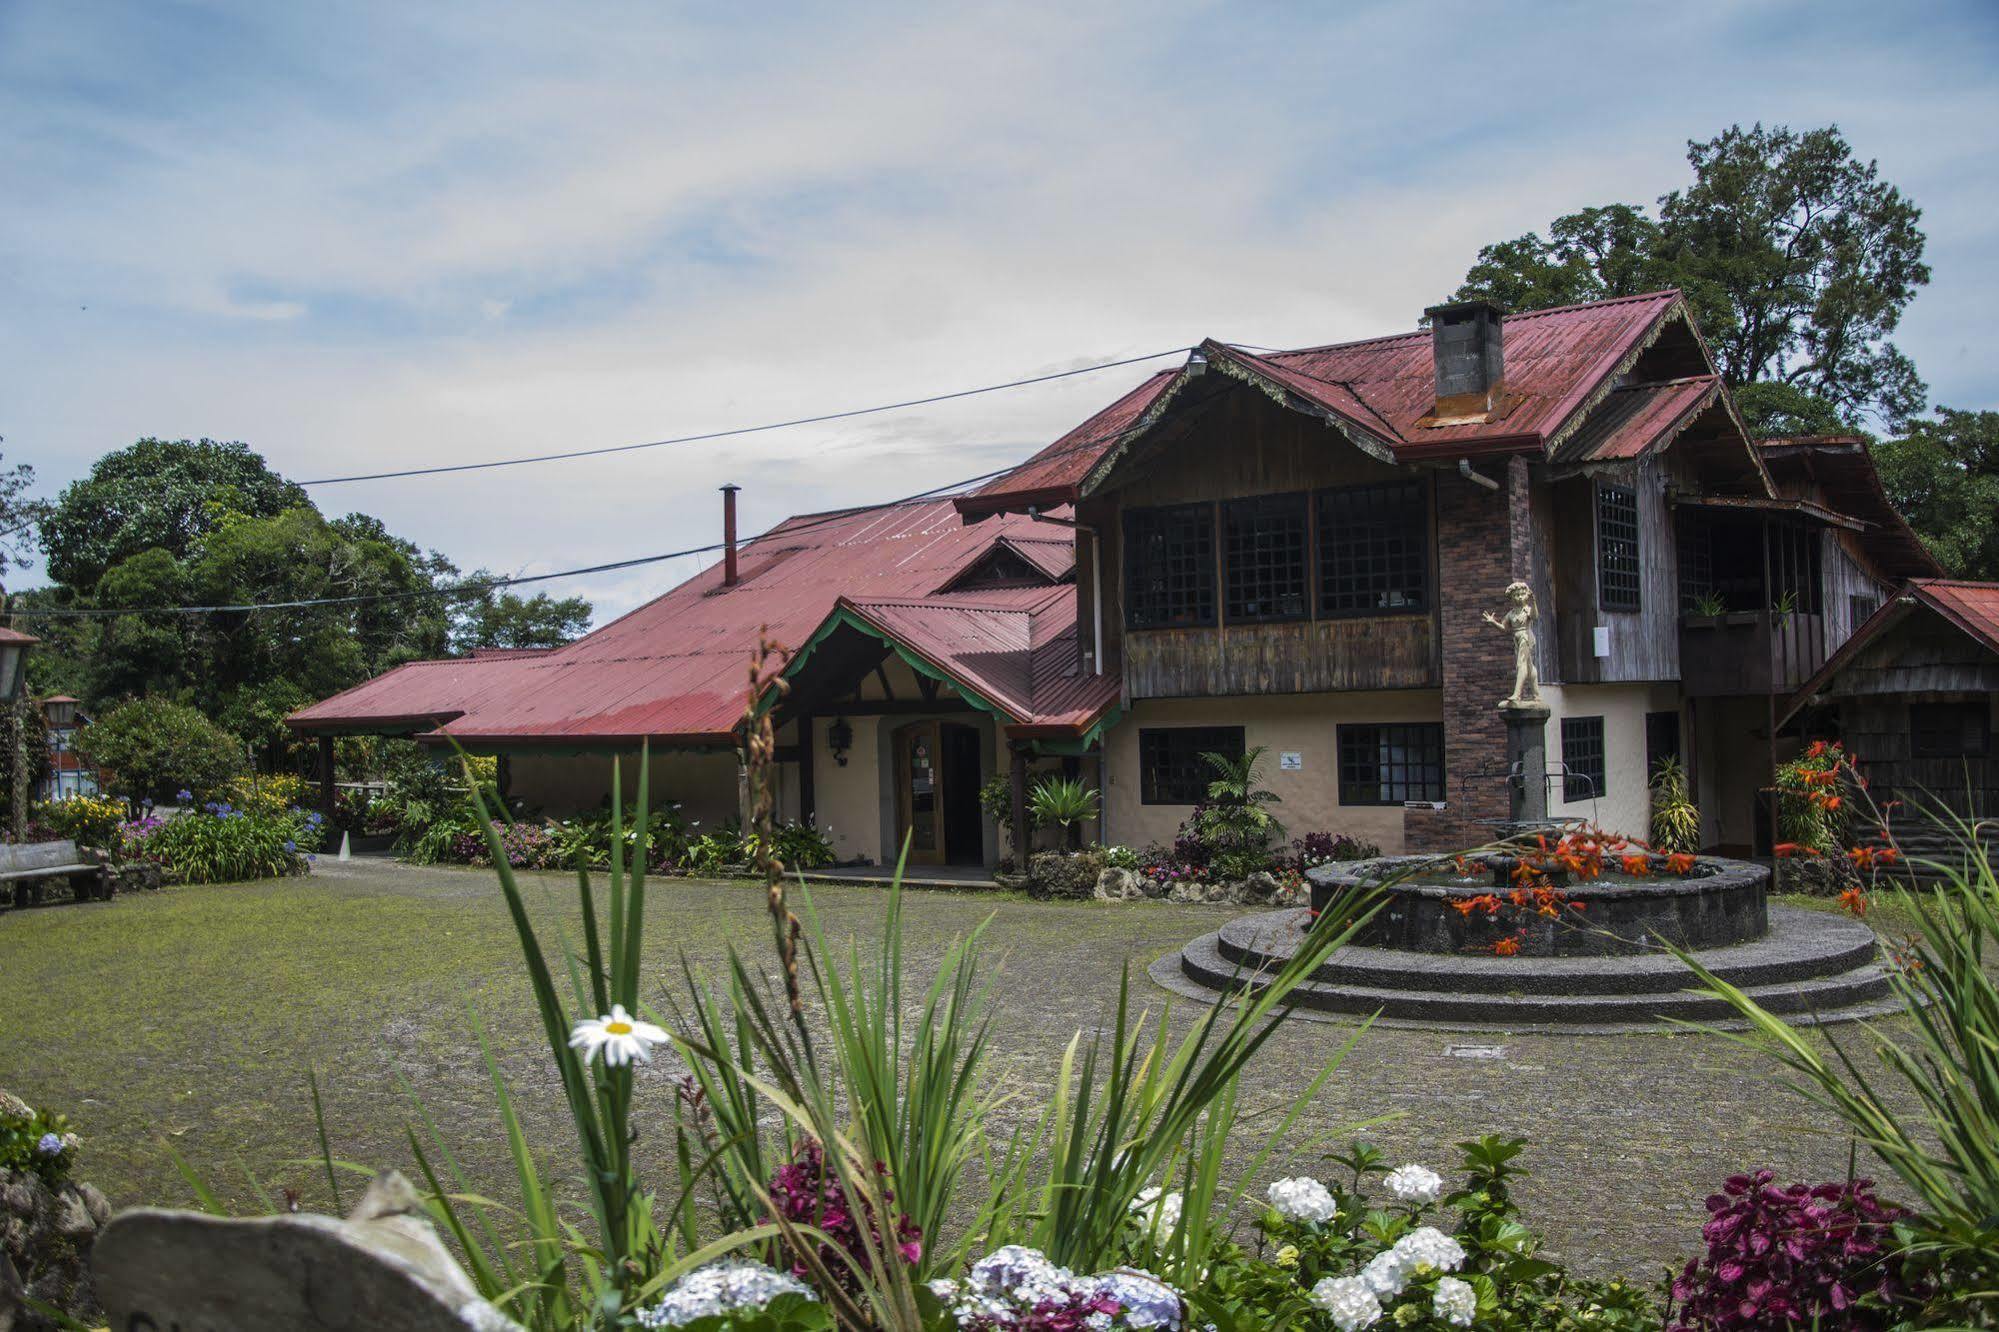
left=1679, top=610, right=1827, bottom=698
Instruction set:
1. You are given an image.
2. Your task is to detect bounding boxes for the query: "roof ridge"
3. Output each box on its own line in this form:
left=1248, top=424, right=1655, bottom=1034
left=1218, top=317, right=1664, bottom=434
left=1259, top=289, right=1684, bottom=361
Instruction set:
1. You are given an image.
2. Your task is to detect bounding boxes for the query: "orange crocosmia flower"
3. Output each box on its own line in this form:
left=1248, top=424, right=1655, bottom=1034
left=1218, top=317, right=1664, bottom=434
left=1875, top=846, right=1900, bottom=864
left=1774, top=842, right=1805, bottom=858
left=1620, top=854, right=1652, bottom=877
left=1824, top=795, right=1842, bottom=812
left=1665, top=852, right=1697, bottom=875
left=1491, top=937, right=1522, bottom=957
left=1837, top=886, right=1868, bottom=918
left=1848, top=846, right=1874, bottom=869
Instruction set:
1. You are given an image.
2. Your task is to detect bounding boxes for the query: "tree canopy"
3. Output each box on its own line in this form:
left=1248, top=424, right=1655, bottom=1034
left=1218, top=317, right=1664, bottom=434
left=1451, top=124, right=1929, bottom=433
left=76, top=696, right=245, bottom=809
left=29, top=437, right=592, bottom=758
left=1873, top=409, right=1999, bottom=582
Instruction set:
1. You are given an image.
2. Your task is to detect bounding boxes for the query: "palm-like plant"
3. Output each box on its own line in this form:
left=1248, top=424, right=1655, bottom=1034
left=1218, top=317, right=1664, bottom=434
left=1029, top=776, right=1099, bottom=849
left=1197, top=746, right=1287, bottom=859
left=1648, top=755, right=1700, bottom=854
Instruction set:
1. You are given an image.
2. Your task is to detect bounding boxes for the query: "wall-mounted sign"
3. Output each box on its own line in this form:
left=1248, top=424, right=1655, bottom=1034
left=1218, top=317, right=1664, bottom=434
left=1279, top=751, right=1303, bottom=771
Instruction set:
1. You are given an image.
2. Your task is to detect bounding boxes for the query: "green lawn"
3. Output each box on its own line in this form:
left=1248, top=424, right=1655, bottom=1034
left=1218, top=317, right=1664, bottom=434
left=0, top=859, right=1914, bottom=1281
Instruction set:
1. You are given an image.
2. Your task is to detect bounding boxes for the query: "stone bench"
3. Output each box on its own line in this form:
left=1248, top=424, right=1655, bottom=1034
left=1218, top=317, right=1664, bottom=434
left=0, top=839, right=109, bottom=907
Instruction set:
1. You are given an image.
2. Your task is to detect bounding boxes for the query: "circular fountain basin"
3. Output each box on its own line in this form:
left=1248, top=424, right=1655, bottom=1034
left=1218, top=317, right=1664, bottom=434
left=1308, top=855, right=1769, bottom=957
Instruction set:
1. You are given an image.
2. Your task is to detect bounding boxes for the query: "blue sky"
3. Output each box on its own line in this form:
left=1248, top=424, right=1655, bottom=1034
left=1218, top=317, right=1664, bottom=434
left=4, top=0, right=1996, bottom=622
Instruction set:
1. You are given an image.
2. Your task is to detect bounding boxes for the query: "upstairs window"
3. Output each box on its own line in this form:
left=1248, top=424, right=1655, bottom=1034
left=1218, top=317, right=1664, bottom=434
left=1561, top=715, right=1607, bottom=802
left=1848, top=593, right=1880, bottom=630
left=1125, top=503, right=1215, bottom=629
left=1596, top=484, right=1641, bottom=611
left=1771, top=522, right=1823, bottom=615
left=1911, top=702, right=1989, bottom=759
left=1337, top=723, right=1445, bottom=805
left=1318, top=481, right=1428, bottom=616
left=1223, top=493, right=1309, bottom=622
left=1139, top=726, right=1244, bottom=804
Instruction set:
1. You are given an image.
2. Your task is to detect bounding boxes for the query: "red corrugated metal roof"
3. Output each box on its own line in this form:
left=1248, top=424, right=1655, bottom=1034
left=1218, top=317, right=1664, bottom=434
left=289, top=501, right=1098, bottom=744
left=1553, top=376, right=1719, bottom=462
left=960, top=290, right=1688, bottom=513
left=1757, top=436, right=1943, bottom=579
left=1916, top=579, right=1999, bottom=653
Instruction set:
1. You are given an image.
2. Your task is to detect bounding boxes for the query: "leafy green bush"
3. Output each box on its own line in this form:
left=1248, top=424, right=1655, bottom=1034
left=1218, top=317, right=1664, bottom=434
left=771, top=818, right=836, bottom=871
left=1192, top=747, right=1286, bottom=873
left=223, top=772, right=310, bottom=819
left=121, top=802, right=319, bottom=883
left=0, top=1095, right=77, bottom=1189
left=1101, top=844, right=1141, bottom=870
left=1198, top=1137, right=1656, bottom=1331
left=75, top=697, right=244, bottom=809
left=32, top=793, right=128, bottom=848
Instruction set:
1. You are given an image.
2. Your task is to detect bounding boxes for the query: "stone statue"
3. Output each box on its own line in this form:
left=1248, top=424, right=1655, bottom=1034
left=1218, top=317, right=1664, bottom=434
left=1482, top=580, right=1542, bottom=710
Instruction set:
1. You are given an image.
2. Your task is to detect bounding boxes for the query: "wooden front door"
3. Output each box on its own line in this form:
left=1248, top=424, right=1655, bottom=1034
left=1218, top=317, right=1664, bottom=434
left=894, top=721, right=946, bottom=865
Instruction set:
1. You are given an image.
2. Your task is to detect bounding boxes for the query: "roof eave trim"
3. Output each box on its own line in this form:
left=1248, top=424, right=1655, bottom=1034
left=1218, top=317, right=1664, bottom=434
left=774, top=601, right=1025, bottom=726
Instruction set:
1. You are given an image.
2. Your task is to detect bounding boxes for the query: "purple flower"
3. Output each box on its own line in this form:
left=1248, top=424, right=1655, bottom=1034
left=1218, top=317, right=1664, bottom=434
left=283, top=840, right=297, bottom=852
left=766, top=1139, right=922, bottom=1295
left=176, top=789, right=192, bottom=802
left=35, top=1132, right=63, bottom=1157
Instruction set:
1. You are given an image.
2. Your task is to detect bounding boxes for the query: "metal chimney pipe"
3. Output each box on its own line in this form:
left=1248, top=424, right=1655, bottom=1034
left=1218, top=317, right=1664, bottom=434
left=720, top=483, right=741, bottom=586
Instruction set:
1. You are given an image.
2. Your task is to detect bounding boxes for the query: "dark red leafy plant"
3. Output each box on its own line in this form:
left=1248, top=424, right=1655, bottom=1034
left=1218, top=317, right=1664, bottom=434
left=767, top=1137, right=922, bottom=1295
left=1668, top=1170, right=1908, bottom=1330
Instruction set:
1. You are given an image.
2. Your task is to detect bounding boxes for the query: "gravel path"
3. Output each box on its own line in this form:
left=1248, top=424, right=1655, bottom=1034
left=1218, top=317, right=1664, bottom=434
left=0, top=855, right=1907, bottom=1282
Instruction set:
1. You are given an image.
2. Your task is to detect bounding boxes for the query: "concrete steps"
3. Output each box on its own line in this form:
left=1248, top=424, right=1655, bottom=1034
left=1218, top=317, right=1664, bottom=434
left=1154, top=905, right=1902, bottom=1033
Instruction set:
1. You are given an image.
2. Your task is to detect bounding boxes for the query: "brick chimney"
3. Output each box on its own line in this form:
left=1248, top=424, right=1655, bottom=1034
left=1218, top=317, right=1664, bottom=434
left=1423, top=299, right=1506, bottom=420
left=720, top=483, right=740, bottom=586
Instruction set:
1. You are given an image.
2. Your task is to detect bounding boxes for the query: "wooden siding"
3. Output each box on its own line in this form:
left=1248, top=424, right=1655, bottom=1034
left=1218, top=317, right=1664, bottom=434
left=1680, top=612, right=1827, bottom=697
left=1549, top=459, right=1681, bottom=685
left=1125, top=616, right=1435, bottom=699
left=1821, top=613, right=1999, bottom=697
left=1087, top=381, right=1437, bottom=698
left=1822, top=532, right=1892, bottom=657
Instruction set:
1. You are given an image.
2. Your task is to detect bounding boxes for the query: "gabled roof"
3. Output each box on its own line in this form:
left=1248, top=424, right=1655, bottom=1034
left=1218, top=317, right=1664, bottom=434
left=1552, top=376, right=1720, bottom=463
left=1782, top=579, right=1999, bottom=722
left=289, top=500, right=1103, bottom=745
left=959, top=290, right=1698, bottom=516
left=1758, top=436, right=1943, bottom=580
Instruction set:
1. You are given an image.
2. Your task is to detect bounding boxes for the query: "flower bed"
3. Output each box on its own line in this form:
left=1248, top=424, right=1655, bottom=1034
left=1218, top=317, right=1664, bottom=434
left=116, top=801, right=322, bottom=884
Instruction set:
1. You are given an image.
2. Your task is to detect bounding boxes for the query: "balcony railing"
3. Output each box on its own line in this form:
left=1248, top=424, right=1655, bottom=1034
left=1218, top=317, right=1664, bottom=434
left=1679, top=610, right=1826, bottom=698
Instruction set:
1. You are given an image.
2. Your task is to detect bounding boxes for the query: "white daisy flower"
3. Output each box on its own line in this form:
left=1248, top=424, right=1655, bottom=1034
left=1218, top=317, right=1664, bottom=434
left=1384, top=1164, right=1445, bottom=1205
left=1266, top=1175, right=1339, bottom=1224
left=1433, top=1276, right=1477, bottom=1327
left=1310, top=1275, right=1381, bottom=1331
left=568, top=1003, right=667, bottom=1066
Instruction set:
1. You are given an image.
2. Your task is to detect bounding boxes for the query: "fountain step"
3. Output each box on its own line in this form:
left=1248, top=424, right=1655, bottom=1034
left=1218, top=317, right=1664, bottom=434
left=1157, top=906, right=1902, bottom=1032
left=1214, top=906, right=1878, bottom=996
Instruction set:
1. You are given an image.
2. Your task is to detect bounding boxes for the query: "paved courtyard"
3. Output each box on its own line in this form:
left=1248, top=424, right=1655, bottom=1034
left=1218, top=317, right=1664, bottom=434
left=0, top=856, right=1907, bottom=1281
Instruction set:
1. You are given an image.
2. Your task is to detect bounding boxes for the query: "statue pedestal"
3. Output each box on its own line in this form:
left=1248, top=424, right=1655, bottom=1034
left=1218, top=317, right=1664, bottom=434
left=1500, top=701, right=1552, bottom=829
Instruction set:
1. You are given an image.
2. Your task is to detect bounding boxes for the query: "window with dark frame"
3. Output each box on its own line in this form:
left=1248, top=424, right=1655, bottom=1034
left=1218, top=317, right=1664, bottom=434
left=1847, top=593, right=1880, bottom=631
left=1124, top=503, right=1216, bottom=629
left=1644, top=710, right=1681, bottom=773
left=1910, top=702, right=1989, bottom=759
left=1318, top=481, right=1428, bottom=616
left=1223, top=492, right=1309, bottom=622
left=1337, top=723, right=1445, bottom=805
left=1561, top=715, right=1607, bottom=802
left=1138, top=726, right=1245, bottom=805
left=1596, top=484, right=1641, bottom=611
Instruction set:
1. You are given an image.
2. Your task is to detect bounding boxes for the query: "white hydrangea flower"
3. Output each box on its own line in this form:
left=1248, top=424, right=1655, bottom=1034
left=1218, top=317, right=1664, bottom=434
left=1433, top=1276, right=1477, bottom=1328
left=1130, top=1186, right=1184, bottom=1235
left=1359, top=1247, right=1409, bottom=1298
left=1265, top=1175, right=1339, bottom=1224
left=1391, top=1226, right=1466, bottom=1275
left=568, top=1003, right=667, bottom=1066
left=636, top=1258, right=813, bottom=1327
left=1310, top=1275, right=1382, bottom=1332
left=1384, top=1164, right=1444, bottom=1205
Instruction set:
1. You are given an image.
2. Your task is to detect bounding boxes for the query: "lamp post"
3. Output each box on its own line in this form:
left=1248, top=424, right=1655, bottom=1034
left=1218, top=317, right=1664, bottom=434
left=0, top=616, right=41, bottom=844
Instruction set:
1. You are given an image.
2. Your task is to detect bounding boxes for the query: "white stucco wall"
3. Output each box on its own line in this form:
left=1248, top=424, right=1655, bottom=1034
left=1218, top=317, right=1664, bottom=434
left=1101, top=691, right=1446, bottom=855
left=1539, top=682, right=1680, bottom=841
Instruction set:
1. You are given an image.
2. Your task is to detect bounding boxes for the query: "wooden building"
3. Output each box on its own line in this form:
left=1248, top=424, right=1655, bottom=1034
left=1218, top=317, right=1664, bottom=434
left=290, top=290, right=1958, bottom=863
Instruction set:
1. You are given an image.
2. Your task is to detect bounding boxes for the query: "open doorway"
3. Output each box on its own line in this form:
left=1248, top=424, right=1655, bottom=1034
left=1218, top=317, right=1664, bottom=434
left=892, top=720, right=987, bottom=866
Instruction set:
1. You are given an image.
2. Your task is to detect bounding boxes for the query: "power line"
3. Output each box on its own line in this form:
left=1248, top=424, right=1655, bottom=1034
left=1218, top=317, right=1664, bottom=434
left=299, top=346, right=1191, bottom=485
left=11, top=406, right=1150, bottom=620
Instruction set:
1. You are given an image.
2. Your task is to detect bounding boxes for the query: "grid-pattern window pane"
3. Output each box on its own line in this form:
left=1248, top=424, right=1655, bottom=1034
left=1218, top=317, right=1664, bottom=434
left=1911, top=702, right=1989, bottom=759
left=1139, top=727, right=1245, bottom=805
left=1124, top=503, right=1215, bottom=629
left=1337, top=723, right=1445, bottom=805
left=1223, top=492, right=1309, bottom=622
left=1561, top=716, right=1607, bottom=802
left=1597, top=485, right=1641, bottom=612
left=1772, top=522, right=1823, bottom=615
left=1677, top=510, right=1714, bottom=612
left=1318, top=482, right=1428, bottom=616
left=1848, top=593, right=1880, bottom=631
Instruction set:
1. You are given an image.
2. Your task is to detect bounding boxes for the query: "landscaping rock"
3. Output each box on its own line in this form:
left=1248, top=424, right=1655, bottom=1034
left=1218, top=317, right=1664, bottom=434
left=0, top=1167, right=109, bottom=1332
left=1028, top=850, right=1104, bottom=900
left=1092, top=867, right=1146, bottom=901
left=94, top=1170, right=521, bottom=1331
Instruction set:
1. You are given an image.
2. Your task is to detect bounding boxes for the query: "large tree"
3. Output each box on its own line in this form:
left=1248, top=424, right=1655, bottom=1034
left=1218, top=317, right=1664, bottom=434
left=40, top=438, right=310, bottom=589
left=1451, top=124, right=1929, bottom=432
left=453, top=590, right=592, bottom=652
left=1874, top=408, right=1999, bottom=582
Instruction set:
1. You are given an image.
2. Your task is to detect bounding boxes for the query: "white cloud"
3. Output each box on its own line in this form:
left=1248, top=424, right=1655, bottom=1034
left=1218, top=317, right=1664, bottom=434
left=2, top=0, right=1995, bottom=629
